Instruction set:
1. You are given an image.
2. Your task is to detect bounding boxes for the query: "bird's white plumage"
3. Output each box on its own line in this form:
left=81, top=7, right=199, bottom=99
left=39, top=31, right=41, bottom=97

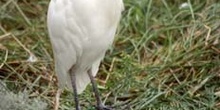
left=47, top=0, right=124, bottom=94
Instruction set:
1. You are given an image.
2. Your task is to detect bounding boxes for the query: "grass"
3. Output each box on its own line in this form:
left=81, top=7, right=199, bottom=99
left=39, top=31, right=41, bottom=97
left=0, top=0, right=220, bottom=110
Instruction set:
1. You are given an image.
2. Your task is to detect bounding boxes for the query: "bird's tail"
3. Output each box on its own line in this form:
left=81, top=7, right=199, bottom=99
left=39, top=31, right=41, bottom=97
left=64, top=60, right=101, bottom=94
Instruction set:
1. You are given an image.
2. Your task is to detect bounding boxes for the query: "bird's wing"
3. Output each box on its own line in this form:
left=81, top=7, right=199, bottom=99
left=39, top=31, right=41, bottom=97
left=68, top=0, right=124, bottom=93
left=47, top=0, right=83, bottom=89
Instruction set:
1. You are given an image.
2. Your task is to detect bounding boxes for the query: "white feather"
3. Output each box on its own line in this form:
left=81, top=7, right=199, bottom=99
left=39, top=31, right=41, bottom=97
left=47, top=0, right=124, bottom=94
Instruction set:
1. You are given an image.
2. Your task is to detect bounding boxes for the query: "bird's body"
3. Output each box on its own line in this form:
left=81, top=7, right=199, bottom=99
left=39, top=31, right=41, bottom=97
left=47, top=0, right=124, bottom=96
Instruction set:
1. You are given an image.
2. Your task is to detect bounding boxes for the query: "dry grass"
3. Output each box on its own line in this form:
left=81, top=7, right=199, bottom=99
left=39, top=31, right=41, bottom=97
left=0, top=0, right=220, bottom=110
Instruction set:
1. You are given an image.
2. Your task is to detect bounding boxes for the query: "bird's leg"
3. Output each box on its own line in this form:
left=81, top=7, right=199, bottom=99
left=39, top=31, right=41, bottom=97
left=70, top=67, right=81, bottom=110
left=88, top=69, right=112, bottom=110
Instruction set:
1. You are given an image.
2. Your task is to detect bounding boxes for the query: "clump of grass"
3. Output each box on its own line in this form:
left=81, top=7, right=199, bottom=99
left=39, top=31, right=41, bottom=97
left=108, top=0, right=220, bottom=109
left=0, top=0, right=220, bottom=110
left=0, top=81, right=47, bottom=110
left=0, top=0, right=55, bottom=109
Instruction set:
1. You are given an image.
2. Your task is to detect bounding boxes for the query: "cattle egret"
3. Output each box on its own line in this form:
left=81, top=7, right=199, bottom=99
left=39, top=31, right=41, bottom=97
left=47, top=0, right=124, bottom=110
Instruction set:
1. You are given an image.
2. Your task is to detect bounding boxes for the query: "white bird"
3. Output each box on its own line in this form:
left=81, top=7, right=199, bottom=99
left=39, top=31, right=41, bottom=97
left=47, top=0, right=124, bottom=110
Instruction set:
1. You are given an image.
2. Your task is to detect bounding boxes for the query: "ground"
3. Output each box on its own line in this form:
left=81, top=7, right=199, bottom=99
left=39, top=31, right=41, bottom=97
left=0, top=0, right=220, bottom=110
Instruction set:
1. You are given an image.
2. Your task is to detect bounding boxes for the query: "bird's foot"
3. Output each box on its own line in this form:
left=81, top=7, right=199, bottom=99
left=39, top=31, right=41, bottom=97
left=96, top=104, right=113, bottom=110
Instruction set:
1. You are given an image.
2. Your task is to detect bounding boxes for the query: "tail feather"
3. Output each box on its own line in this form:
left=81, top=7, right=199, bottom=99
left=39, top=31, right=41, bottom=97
left=58, top=58, right=102, bottom=94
